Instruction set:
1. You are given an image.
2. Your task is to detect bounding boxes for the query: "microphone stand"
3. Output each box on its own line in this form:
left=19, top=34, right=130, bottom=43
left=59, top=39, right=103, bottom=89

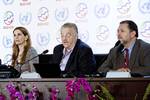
left=17, top=50, right=49, bottom=76
left=18, top=54, right=40, bottom=73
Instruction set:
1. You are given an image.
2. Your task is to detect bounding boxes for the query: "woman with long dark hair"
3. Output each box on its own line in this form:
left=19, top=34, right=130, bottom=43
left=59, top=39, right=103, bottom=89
left=11, top=27, right=39, bottom=73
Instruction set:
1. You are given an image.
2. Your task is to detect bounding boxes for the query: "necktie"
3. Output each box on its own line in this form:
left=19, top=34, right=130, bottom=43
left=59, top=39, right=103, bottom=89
left=124, top=48, right=129, bottom=67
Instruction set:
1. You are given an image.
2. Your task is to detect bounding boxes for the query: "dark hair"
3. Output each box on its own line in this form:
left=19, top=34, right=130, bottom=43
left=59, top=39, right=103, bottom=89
left=120, top=20, right=138, bottom=37
left=61, top=22, right=78, bottom=34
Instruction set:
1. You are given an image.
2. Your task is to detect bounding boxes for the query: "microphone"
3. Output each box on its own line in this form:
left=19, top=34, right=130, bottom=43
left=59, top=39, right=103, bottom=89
left=24, top=49, right=49, bottom=64
left=114, top=40, right=121, bottom=47
left=113, top=40, right=124, bottom=53
left=40, top=49, right=49, bottom=55
left=17, top=49, right=49, bottom=73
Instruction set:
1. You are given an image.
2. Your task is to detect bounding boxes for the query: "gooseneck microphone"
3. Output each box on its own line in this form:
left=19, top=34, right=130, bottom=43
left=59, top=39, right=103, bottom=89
left=18, top=49, right=49, bottom=73
left=24, top=49, right=49, bottom=64
left=41, top=49, right=49, bottom=55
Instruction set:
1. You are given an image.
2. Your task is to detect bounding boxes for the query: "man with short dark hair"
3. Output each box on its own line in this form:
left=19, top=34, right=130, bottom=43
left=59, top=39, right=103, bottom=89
left=98, top=20, right=150, bottom=76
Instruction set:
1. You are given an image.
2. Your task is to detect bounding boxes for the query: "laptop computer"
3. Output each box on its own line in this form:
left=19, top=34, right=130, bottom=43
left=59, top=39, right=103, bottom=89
left=33, top=63, right=61, bottom=78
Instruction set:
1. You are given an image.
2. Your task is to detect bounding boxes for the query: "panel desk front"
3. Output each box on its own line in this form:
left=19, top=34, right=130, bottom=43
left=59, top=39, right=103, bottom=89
left=0, top=78, right=150, bottom=100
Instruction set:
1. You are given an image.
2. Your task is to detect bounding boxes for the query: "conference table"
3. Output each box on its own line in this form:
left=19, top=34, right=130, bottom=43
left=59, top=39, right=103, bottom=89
left=0, top=77, right=150, bottom=100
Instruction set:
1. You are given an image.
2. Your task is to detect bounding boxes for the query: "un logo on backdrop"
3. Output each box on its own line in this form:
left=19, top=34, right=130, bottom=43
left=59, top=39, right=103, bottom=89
left=139, top=0, right=150, bottom=13
left=78, top=31, right=89, bottom=42
left=94, top=3, right=110, bottom=18
left=37, top=32, right=50, bottom=46
left=3, top=35, right=13, bottom=48
left=3, top=0, right=14, bottom=5
left=19, top=12, right=32, bottom=25
left=55, top=8, right=69, bottom=22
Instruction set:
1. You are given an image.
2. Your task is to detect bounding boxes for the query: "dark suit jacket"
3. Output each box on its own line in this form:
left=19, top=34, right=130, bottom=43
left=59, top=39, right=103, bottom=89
left=98, top=39, right=150, bottom=76
left=53, top=39, right=96, bottom=76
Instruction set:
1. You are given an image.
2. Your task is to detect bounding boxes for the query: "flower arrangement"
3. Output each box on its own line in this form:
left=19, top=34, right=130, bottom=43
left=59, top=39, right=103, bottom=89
left=6, top=82, right=43, bottom=100
left=65, top=78, right=96, bottom=100
left=48, top=86, right=60, bottom=100
left=3, top=79, right=113, bottom=100
left=6, top=82, right=24, bottom=100
left=2, top=79, right=150, bottom=100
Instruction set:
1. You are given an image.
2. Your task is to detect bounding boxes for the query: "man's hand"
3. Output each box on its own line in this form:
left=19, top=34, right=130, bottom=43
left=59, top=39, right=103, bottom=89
left=117, top=67, right=130, bottom=72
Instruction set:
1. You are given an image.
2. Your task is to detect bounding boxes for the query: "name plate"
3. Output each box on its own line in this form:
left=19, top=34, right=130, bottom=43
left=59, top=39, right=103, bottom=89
left=20, top=72, right=41, bottom=78
left=106, top=71, right=131, bottom=78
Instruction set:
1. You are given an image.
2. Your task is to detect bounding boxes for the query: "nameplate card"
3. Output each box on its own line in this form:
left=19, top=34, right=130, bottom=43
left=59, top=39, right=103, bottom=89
left=106, top=71, right=131, bottom=78
left=20, top=72, right=41, bottom=78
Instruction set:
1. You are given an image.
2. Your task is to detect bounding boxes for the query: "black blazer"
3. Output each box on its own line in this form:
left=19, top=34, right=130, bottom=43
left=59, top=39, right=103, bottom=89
left=53, top=39, right=96, bottom=76
left=98, top=39, right=150, bottom=76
